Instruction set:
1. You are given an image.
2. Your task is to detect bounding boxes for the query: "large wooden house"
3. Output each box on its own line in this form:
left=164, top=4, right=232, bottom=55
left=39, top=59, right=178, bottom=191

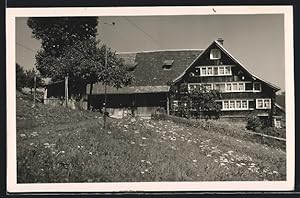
left=84, top=39, right=282, bottom=125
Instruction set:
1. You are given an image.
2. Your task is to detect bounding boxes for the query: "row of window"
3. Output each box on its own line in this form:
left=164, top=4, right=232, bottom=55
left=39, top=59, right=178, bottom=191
left=188, top=82, right=262, bottom=93
left=171, top=98, right=271, bottom=111
left=195, top=66, right=233, bottom=76
left=222, top=100, right=249, bottom=110
left=221, top=98, right=271, bottom=110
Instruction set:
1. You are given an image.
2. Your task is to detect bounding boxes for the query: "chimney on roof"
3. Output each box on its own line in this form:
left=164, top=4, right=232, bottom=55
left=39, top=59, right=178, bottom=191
left=217, top=38, right=224, bottom=45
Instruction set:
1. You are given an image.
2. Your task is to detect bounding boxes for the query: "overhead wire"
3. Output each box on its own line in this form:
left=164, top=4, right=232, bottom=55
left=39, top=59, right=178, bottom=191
left=123, top=17, right=162, bottom=48
left=16, top=42, right=37, bottom=54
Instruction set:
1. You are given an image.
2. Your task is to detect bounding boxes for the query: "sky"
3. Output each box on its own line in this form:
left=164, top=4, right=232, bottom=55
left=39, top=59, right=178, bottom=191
left=16, top=14, right=285, bottom=91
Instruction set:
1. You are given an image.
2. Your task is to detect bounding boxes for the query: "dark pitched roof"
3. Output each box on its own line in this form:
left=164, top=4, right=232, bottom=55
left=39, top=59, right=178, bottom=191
left=117, top=49, right=203, bottom=86
left=87, top=84, right=169, bottom=95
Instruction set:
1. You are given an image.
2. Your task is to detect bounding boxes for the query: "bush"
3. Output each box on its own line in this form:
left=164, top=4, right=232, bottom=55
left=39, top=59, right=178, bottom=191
left=246, top=115, right=262, bottom=131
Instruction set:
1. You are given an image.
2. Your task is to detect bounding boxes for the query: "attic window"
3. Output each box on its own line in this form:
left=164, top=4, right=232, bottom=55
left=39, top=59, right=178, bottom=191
left=210, top=49, right=221, bottom=60
left=162, top=60, right=174, bottom=70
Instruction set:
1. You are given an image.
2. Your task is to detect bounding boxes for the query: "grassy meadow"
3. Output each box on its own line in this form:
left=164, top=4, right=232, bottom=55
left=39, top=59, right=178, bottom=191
left=16, top=91, right=286, bottom=183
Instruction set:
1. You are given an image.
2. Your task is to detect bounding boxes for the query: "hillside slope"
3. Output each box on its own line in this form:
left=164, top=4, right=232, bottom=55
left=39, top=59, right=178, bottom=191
left=16, top=91, right=286, bottom=183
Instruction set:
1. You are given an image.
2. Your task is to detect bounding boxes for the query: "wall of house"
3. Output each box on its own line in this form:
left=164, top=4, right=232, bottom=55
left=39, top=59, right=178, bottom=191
left=171, top=42, right=277, bottom=120
left=88, top=92, right=168, bottom=117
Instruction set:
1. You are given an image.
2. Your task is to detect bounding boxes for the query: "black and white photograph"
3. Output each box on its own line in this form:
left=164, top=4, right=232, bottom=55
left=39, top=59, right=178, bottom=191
left=6, top=6, right=294, bottom=192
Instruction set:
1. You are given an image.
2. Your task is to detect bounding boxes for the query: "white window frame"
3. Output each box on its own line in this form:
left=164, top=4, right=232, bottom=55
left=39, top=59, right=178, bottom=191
left=210, top=49, right=221, bottom=60
left=221, top=99, right=251, bottom=111
left=197, top=66, right=233, bottom=77
left=201, top=67, right=207, bottom=76
left=225, top=66, right=231, bottom=75
left=223, top=101, right=229, bottom=109
left=274, top=118, right=282, bottom=128
left=256, top=98, right=271, bottom=109
left=253, top=82, right=262, bottom=92
left=219, top=67, right=225, bottom=75
left=188, top=81, right=263, bottom=93
left=238, top=83, right=244, bottom=91
left=207, top=67, right=213, bottom=75
left=188, top=83, right=213, bottom=93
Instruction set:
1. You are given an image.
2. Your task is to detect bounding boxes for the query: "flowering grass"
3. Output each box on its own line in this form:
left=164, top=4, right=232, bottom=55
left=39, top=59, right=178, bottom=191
left=16, top=92, right=286, bottom=183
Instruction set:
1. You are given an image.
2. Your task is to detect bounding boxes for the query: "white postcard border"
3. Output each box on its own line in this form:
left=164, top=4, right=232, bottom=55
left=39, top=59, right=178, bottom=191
left=6, top=6, right=294, bottom=192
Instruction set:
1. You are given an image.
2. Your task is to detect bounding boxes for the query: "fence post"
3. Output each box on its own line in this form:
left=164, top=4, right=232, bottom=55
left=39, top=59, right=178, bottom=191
left=65, top=76, right=69, bottom=107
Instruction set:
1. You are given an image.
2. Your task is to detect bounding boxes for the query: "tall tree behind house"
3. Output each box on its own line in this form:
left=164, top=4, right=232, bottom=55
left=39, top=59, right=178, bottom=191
left=28, top=17, right=133, bottom=98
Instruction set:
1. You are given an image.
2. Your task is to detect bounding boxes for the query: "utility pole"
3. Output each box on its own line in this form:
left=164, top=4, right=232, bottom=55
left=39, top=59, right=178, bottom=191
left=103, top=46, right=108, bottom=129
left=65, top=75, right=69, bottom=107
left=33, top=73, right=37, bottom=107
left=102, top=21, right=115, bottom=130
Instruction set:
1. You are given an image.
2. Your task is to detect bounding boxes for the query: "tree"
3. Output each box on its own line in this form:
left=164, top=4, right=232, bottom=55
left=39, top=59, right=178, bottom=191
left=176, top=84, right=222, bottom=119
left=28, top=17, right=133, bottom=98
left=35, top=38, right=134, bottom=96
left=27, top=17, right=98, bottom=57
left=189, top=85, right=222, bottom=119
left=16, top=63, right=27, bottom=90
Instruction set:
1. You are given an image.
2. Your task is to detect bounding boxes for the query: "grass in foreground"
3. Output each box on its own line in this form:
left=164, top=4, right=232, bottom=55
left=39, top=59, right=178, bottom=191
left=16, top=92, right=286, bottom=183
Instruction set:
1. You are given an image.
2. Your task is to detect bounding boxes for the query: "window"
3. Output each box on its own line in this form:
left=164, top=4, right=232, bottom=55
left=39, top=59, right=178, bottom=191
left=210, top=49, right=221, bottom=60
left=238, top=83, right=244, bottom=91
left=232, top=83, right=238, bottom=91
left=219, top=67, right=224, bottom=75
left=242, top=101, right=248, bottom=109
left=189, top=83, right=213, bottom=92
left=196, top=66, right=233, bottom=76
left=245, top=83, right=253, bottom=91
left=225, top=66, right=231, bottom=75
left=172, top=100, right=179, bottom=111
left=223, top=101, right=229, bottom=109
left=213, top=67, right=218, bottom=75
left=207, top=67, right=213, bottom=75
left=249, top=101, right=255, bottom=109
left=219, top=84, right=225, bottom=92
left=230, top=101, right=235, bottom=109
left=215, top=84, right=226, bottom=92
left=222, top=100, right=250, bottom=110
left=205, top=84, right=212, bottom=91
left=226, top=83, right=232, bottom=91
left=274, top=119, right=282, bottom=128
left=253, top=82, right=261, bottom=92
left=214, top=84, right=220, bottom=91
left=256, top=99, right=271, bottom=109
left=264, top=99, right=271, bottom=108
left=201, top=68, right=207, bottom=76
left=162, top=60, right=174, bottom=70
left=236, top=101, right=241, bottom=109
left=188, top=84, right=196, bottom=92
left=257, top=99, right=263, bottom=108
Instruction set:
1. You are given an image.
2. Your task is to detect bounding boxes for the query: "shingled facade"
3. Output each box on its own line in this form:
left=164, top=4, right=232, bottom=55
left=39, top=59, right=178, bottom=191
left=86, top=39, right=282, bottom=125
